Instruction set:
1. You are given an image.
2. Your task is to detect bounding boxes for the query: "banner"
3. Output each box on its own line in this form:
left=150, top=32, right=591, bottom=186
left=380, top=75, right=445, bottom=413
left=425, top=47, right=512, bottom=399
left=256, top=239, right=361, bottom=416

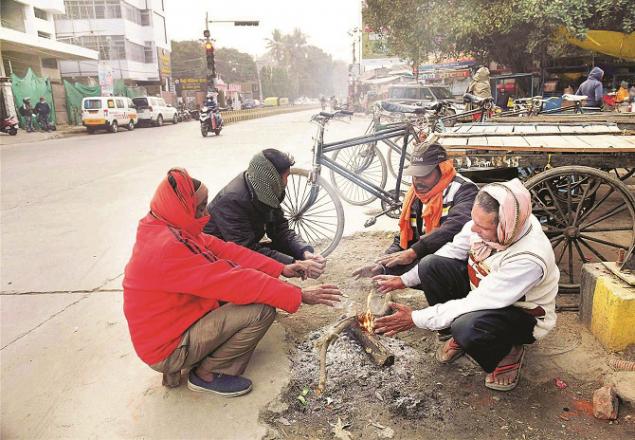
left=98, top=61, right=114, bottom=96
left=158, top=48, right=172, bottom=78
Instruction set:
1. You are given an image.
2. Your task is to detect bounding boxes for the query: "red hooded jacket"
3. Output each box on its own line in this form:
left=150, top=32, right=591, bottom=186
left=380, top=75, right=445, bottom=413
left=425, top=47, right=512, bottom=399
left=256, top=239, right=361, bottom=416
left=123, top=169, right=302, bottom=365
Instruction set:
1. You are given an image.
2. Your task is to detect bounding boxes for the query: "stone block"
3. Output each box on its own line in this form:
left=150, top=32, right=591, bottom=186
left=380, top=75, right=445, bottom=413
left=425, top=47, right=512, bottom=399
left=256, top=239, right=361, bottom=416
left=605, top=371, right=635, bottom=404
left=593, top=385, right=619, bottom=420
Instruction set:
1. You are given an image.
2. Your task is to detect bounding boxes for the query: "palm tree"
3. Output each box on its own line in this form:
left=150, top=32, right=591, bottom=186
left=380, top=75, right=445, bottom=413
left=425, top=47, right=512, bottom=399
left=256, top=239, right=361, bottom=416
left=265, top=29, right=286, bottom=64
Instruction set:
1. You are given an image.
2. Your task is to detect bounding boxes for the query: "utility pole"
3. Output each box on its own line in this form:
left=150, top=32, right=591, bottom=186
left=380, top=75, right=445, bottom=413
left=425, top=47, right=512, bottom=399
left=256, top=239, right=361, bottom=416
left=202, top=15, right=259, bottom=95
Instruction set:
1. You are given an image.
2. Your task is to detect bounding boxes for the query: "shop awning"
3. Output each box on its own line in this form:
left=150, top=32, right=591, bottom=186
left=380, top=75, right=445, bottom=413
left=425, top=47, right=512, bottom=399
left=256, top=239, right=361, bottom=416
left=563, top=29, right=635, bottom=61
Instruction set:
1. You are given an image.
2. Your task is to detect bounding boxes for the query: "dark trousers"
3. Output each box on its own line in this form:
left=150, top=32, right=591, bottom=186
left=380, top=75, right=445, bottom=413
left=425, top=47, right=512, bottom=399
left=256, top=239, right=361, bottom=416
left=414, top=255, right=537, bottom=372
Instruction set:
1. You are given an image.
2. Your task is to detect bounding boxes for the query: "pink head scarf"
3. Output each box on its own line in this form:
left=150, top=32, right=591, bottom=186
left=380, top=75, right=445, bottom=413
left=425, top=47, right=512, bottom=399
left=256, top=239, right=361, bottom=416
left=470, top=178, right=532, bottom=262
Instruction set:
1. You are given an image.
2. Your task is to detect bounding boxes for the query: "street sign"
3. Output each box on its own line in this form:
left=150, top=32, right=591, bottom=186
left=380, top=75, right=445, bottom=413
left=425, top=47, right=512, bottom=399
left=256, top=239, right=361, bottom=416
left=234, top=21, right=259, bottom=26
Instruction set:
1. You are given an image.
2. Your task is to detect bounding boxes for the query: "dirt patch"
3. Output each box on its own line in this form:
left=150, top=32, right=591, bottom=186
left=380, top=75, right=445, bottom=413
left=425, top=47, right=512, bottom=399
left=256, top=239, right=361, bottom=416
left=261, top=232, right=635, bottom=440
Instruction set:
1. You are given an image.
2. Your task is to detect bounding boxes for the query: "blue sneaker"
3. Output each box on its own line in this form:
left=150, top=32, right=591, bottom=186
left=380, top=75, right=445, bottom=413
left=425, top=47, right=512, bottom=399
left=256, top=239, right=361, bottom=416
left=187, top=371, right=252, bottom=397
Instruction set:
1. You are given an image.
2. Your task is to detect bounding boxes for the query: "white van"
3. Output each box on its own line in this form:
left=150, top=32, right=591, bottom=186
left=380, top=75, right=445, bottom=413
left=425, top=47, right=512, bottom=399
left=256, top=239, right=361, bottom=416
left=132, top=96, right=178, bottom=126
left=81, top=97, right=138, bottom=133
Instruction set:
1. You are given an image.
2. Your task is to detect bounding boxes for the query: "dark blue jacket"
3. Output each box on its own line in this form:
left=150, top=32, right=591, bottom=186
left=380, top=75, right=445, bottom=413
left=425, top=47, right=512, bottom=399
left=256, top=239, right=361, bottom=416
left=575, top=67, right=604, bottom=107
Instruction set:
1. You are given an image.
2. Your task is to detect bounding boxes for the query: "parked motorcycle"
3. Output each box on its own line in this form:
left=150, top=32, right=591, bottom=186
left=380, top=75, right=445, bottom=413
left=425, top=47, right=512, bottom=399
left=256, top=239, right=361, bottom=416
left=1, top=116, right=19, bottom=136
left=200, top=105, right=223, bottom=137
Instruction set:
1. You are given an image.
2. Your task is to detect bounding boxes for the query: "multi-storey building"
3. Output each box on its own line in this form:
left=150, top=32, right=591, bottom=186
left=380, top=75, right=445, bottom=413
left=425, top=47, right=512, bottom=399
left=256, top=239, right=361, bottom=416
left=54, top=0, right=172, bottom=93
left=0, top=0, right=98, bottom=121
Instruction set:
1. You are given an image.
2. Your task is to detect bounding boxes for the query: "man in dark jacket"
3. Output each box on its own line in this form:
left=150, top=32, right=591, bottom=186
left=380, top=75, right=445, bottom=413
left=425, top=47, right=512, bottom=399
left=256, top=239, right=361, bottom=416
left=18, top=97, right=34, bottom=132
left=575, top=67, right=604, bottom=108
left=204, top=149, right=326, bottom=273
left=34, top=96, right=52, bottom=131
left=353, top=143, right=477, bottom=280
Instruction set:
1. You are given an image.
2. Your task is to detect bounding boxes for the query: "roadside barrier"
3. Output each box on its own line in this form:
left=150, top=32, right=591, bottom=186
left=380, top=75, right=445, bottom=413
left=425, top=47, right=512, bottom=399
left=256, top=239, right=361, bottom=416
left=220, top=105, right=319, bottom=125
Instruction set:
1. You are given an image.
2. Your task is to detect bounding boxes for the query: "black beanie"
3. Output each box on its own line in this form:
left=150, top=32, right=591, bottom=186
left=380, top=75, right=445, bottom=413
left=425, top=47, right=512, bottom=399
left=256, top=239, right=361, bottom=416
left=261, top=149, right=295, bottom=173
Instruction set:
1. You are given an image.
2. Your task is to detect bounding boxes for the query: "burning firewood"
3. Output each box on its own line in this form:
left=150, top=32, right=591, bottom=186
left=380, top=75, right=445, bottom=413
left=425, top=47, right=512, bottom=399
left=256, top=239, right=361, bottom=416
left=315, top=292, right=394, bottom=394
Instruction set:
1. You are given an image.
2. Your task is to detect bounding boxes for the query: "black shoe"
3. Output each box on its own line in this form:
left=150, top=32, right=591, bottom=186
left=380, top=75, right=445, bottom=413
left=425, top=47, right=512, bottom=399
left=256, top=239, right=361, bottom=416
left=436, top=328, right=452, bottom=342
left=187, top=371, right=252, bottom=397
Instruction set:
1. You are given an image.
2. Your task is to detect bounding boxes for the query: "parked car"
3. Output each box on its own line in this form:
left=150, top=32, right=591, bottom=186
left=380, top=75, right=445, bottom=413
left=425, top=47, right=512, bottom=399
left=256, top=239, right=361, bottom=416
left=81, top=96, right=138, bottom=133
left=386, top=84, right=463, bottom=114
left=131, top=96, right=178, bottom=126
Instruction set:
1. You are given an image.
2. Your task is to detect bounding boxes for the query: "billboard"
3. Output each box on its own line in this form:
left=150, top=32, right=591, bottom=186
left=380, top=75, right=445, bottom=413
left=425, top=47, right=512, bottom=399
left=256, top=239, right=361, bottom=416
left=98, top=61, right=114, bottom=96
left=361, top=27, right=394, bottom=60
left=157, top=48, right=172, bottom=79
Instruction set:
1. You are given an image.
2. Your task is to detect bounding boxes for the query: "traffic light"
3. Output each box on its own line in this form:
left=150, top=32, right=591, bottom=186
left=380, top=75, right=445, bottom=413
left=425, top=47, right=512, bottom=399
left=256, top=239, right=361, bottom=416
left=205, top=41, right=215, bottom=75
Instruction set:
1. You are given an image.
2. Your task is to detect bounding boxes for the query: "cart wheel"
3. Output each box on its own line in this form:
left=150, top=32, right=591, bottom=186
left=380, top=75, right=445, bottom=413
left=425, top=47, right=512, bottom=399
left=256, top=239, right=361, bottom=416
left=329, top=144, right=387, bottom=206
left=606, top=168, right=635, bottom=182
left=525, top=166, right=635, bottom=293
left=387, top=137, right=416, bottom=186
left=282, top=168, right=344, bottom=257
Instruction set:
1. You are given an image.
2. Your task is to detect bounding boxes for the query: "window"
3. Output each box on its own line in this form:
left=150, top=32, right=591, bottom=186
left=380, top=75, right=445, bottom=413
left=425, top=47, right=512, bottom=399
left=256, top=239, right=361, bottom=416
left=430, top=87, right=453, bottom=100
left=41, top=58, right=58, bottom=69
left=37, top=31, right=51, bottom=39
left=140, top=9, right=150, bottom=25
left=58, top=1, right=121, bottom=20
left=34, top=8, right=48, bottom=20
left=107, top=100, right=115, bottom=108
left=83, top=99, right=103, bottom=109
left=144, top=43, right=154, bottom=63
left=420, top=88, right=433, bottom=99
left=67, top=35, right=126, bottom=60
left=115, top=98, right=125, bottom=108
left=126, top=41, right=146, bottom=63
left=123, top=3, right=142, bottom=24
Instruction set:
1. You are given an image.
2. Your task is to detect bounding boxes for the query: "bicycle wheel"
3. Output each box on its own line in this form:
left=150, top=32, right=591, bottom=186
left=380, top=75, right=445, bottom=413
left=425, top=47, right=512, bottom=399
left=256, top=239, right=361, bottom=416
left=282, top=168, right=345, bottom=257
left=329, top=144, right=387, bottom=206
left=387, top=137, right=416, bottom=186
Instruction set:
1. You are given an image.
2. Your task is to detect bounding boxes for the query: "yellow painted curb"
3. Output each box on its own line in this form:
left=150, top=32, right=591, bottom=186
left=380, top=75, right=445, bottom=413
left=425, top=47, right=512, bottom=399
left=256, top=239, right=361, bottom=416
left=220, top=105, right=318, bottom=125
left=590, top=274, right=635, bottom=351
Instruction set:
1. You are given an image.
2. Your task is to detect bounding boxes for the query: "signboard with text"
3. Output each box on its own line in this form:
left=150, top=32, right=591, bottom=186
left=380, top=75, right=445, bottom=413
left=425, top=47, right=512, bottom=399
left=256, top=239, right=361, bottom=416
left=157, top=48, right=172, bottom=79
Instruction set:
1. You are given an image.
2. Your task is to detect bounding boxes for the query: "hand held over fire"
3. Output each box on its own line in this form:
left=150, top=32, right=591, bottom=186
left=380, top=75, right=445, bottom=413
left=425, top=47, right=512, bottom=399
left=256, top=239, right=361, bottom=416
left=283, top=259, right=325, bottom=280
left=373, top=302, right=414, bottom=336
left=372, top=275, right=406, bottom=294
left=301, top=284, right=342, bottom=307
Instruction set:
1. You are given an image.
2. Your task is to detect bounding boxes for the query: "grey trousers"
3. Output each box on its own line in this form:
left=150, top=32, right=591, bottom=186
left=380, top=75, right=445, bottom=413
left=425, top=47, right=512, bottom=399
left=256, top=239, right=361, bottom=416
left=150, top=303, right=276, bottom=378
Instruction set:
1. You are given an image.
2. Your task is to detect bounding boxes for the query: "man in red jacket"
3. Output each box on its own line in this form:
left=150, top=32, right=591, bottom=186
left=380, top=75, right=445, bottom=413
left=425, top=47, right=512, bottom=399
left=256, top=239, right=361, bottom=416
left=123, top=168, right=341, bottom=397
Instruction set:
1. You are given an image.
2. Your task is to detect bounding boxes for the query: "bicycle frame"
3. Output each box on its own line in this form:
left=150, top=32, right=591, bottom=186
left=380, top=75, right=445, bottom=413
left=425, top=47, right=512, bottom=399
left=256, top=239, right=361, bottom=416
left=297, top=117, right=413, bottom=217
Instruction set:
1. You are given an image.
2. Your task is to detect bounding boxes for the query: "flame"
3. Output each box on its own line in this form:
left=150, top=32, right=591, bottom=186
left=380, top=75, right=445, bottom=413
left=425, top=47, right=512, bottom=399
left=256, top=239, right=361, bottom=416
left=358, top=290, right=375, bottom=332
left=359, top=311, right=374, bottom=333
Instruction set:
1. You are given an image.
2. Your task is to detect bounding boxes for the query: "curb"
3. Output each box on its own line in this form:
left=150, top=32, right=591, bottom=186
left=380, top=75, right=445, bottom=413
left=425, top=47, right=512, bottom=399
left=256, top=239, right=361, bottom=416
left=580, top=263, right=635, bottom=351
left=221, top=105, right=319, bottom=125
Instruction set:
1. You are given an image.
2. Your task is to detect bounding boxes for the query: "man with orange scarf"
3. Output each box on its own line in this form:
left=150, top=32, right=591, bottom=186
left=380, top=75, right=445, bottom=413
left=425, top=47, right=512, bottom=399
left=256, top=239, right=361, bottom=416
left=372, top=180, right=558, bottom=391
left=353, top=143, right=477, bottom=281
left=123, top=168, right=342, bottom=397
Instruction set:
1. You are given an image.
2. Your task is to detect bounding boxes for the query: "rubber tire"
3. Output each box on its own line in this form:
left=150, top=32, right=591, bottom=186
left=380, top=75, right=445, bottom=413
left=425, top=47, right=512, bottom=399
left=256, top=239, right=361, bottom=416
left=214, top=129, right=221, bottom=135
left=87, top=128, right=95, bottom=134
left=9, top=128, right=18, bottom=135
left=201, top=125, right=209, bottom=137
left=127, top=120, right=135, bottom=130
left=283, top=168, right=344, bottom=257
left=109, top=121, right=118, bottom=133
left=156, top=115, right=163, bottom=127
left=329, top=145, right=387, bottom=206
left=173, top=114, right=178, bottom=124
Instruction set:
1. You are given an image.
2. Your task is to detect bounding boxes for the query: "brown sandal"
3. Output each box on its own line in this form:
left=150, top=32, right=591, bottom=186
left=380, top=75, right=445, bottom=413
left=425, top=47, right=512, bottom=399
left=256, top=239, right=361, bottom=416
left=435, top=337, right=464, bottom=364
left=485, top=346, right=525, bottom=391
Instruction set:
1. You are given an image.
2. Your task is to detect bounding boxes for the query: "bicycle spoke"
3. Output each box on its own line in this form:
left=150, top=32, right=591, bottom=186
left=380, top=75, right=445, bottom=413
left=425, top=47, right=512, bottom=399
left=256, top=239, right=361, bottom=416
left=568, top=239, right=574, bottom=284
left=573, top=239, right=589, bottom=264
left=556, top=240, right=569, bottom=266
left=581, top=226, right=634, bottom=232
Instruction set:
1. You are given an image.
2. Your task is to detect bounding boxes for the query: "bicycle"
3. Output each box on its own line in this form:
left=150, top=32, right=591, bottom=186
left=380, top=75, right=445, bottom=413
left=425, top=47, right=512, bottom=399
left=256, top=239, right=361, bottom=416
left=282, top=109, right=421, bottom=256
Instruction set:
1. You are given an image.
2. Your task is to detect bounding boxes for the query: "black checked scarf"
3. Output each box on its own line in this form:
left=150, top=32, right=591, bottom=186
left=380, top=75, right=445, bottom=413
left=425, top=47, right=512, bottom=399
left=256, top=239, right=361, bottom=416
left=246, top=152, right=285, bottom=208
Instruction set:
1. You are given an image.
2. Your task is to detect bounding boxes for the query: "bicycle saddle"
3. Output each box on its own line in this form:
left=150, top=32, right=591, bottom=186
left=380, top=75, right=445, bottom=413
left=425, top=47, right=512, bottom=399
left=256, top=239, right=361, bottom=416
left=380, top=101, right=426, bottom=114
left=463, top=93, right=493, bottom=106
left=562, top=94, right=587, bottom=102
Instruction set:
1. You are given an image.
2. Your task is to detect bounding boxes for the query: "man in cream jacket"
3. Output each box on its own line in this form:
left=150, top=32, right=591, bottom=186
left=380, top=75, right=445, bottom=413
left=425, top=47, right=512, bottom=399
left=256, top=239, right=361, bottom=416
left=373, top=179, right=558, bottom=391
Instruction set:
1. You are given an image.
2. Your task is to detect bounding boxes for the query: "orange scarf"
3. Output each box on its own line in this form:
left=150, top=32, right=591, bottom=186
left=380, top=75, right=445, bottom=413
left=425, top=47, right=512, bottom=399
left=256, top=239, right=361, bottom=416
left=399, top=160, right=456, bottom=249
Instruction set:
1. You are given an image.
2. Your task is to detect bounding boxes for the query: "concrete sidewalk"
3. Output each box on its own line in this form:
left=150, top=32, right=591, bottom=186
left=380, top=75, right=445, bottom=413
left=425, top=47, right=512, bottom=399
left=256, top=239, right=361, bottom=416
left=0, top=284, right=291, bottom=439
left=1, top=125, right=87, bottom=147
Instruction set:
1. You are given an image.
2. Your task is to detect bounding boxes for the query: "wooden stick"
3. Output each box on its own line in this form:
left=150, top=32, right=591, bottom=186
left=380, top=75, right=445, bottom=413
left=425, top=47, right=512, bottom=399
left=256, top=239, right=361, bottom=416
left=315, top=316, right=356, bottom=395
left=348, top=321, right=395, bottom=367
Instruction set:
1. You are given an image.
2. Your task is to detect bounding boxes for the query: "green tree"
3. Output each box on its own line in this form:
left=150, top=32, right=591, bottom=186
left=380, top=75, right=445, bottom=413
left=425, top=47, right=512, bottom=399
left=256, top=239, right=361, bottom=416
left=363, top=0, right=635, bottom=73
left=171, top=40, right=257, bottom=83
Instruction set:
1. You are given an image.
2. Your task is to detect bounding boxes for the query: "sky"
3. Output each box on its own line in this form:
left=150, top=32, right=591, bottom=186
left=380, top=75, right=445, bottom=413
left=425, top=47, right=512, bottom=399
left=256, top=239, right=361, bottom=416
left=164, top=0, right=362, bottom=62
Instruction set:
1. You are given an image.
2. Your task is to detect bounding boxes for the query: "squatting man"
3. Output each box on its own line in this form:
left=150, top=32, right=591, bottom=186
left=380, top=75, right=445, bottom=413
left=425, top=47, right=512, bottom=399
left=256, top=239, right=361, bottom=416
left=360, top=179, right=559, bottom=391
